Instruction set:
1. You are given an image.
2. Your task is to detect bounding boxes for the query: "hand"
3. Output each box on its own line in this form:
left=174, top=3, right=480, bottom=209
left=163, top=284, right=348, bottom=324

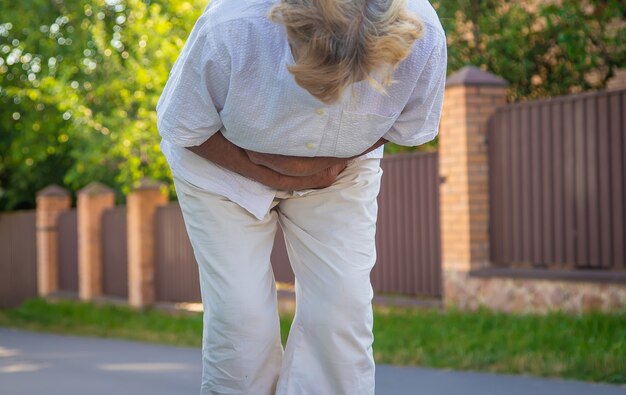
left=246, top=150, right=345, bottom=177
left=185, top=132, right=353, bottom=191
left=279, top=162, right=348, bottom=191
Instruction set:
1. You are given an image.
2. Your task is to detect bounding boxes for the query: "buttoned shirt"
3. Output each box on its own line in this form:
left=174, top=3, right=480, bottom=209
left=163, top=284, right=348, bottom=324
left=156, top=0, right=447, bottom=219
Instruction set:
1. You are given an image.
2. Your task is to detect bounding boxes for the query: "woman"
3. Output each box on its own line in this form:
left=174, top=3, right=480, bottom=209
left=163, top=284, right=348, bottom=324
left=156, top=0, right=446, bottom=393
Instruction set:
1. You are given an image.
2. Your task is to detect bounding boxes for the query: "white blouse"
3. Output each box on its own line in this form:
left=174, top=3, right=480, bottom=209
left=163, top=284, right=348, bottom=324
left=156, top=0, right=447, bottom=219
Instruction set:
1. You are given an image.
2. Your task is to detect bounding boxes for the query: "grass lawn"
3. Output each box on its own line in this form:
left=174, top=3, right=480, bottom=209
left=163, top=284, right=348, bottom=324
left=0, top=297, right=624, bottom=384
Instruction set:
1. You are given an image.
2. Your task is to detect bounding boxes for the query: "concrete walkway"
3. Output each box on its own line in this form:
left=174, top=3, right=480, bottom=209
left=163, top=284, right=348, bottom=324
left=1, top=327, right=624, bottom=395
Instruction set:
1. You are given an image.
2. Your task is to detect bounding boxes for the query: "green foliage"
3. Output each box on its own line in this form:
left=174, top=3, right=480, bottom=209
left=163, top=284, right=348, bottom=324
left=1, top=0, right=624, bottom=210
left=434, top=0, right=625, bottom=100
left=386, top=0, right=625, bottom=153
left=0, top=0, right=205, bottom=209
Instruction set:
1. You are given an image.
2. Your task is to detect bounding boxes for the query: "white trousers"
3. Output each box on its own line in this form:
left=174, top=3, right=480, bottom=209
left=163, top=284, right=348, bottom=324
left=173, top=158, right=383, bottom=395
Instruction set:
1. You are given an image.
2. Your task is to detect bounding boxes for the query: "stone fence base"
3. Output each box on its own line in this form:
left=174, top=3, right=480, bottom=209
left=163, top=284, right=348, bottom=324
left=444, top=270, right=626, bottom=314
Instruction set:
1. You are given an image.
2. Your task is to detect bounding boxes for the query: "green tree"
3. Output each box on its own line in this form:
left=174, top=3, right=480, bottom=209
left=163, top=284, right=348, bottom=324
left=364, top=0, right=625, bottom=154
left=435, top=0, right=625, bottom=100
left=0, top=0, right=205, bottom=210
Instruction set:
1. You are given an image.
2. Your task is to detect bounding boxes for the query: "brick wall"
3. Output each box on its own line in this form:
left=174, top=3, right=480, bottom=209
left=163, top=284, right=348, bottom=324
left=439, top=66, right=626, bottom=314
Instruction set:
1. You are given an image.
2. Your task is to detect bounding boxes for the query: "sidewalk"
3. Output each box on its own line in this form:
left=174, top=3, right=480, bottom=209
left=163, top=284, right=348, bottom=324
left=1, top=327, right=624, bottom=395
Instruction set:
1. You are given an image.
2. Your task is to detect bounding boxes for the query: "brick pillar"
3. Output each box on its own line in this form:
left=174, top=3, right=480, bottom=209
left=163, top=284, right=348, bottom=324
left=439, top=66, right=508, bottom=308
left=36, top=185, right=71, bottom=296
left=127, top=179, right=168, bottom=308
left=77, top=182, right=115, bottom=300
left=607, top=68, right=626, bottom=91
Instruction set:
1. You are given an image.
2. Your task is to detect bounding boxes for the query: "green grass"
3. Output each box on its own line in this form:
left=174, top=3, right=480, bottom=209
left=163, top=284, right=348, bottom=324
left=1, top=297, right=624, bottom=384
left=373, top=306, right=626, bottom=384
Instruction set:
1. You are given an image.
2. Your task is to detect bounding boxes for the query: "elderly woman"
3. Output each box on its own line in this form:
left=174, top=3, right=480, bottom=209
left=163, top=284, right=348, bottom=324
left=156, top=0, right=446, bottom=393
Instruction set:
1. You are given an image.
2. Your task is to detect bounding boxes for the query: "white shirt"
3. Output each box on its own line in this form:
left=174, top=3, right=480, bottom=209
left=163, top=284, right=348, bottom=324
left=156, top=0, right=447, bottom=220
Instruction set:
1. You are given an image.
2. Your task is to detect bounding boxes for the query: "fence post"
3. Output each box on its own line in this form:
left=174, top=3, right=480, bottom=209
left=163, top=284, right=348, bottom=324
left=77, top=182, right=115, bottom=300
left=36, top=185, right=71, bottom=296
left=127, top=179, right=168, bottom=308
left=438, top=66, right=508, bottom=308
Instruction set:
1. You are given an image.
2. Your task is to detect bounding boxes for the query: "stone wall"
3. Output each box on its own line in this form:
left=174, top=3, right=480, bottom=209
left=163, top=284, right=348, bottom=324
left=444, top=270, right=626, bottom=314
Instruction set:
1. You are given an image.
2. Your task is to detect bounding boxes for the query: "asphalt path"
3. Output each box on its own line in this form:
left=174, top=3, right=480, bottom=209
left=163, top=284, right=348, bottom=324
left=1, top=327, right=624, bottom=395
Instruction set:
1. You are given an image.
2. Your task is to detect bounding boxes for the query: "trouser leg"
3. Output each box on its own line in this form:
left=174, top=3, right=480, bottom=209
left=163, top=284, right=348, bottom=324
left=173, top=175, right=284, bottom=395
left=275, top=158, right=383, bottom=395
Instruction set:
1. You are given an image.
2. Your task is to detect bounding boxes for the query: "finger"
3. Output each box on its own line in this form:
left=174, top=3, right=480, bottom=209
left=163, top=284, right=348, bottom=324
left=247, top=151, right=266, bottom=165
left=331, top=163, right=347, bottom=175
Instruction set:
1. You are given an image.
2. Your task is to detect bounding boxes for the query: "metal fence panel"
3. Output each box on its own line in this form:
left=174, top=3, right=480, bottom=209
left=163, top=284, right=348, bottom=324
left=271, top=227, right=294, bottom=284
left=57, top=209, right=78, bottom=292
left=153, top=151, right=442, bottom=302
left=373, top=151, right=442, bottom=297
left=154, top=204, right=201, bottom=303
left=271, top=151, right=442, bottom=298
left=102, top=206, right=128, bottom=298
left=489, top=89, right=626, bottom=271
left=0, top=210, right=38, bottom=308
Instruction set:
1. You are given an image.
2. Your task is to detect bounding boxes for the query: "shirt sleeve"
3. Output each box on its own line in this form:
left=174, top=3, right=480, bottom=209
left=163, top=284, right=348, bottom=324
left=156, top=23, right=230, bottom=147
left=383, top=32, right=447, bottom=147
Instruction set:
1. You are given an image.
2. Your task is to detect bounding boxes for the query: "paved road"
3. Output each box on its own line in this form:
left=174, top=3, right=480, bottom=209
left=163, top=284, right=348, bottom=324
left=1, top=327, right=624, bottom=395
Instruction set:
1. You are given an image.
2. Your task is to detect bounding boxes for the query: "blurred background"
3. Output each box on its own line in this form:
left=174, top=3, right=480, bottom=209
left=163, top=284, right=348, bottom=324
left=0, top=0, right=623, bottom=210
left=0, top=1, right=625, bottom=393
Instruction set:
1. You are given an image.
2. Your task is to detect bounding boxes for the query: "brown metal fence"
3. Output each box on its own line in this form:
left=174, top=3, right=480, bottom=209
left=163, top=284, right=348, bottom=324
left=3, top=151, right=442, bottom=306
left=152, top=151, right=442, bottom=301
left=271, top=227, right=294, bottom=284
left=102, top=206, right=128, bottom=298
left=0, top=210, right=38, bottom=308
left=272, top=152, right=442, bottom=297
left=152, top=204, right=298, bottom=302
left=488, top=89, right=626, bottom=271
left=278, top=152, right=443, bottom=297
left=57, top=209, right=78, bottom=293
left=374, top=151, right=441, bottom=297
left=154, top=203, right=201, bottom=302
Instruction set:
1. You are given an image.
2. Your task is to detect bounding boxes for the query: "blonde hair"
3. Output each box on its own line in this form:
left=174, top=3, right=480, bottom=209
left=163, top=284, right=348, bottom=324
left=268, top=0, right=423, bottom=104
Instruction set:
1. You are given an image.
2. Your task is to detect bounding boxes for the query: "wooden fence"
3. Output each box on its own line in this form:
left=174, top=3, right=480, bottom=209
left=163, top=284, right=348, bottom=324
left=488, top=89, right=626, bottom=272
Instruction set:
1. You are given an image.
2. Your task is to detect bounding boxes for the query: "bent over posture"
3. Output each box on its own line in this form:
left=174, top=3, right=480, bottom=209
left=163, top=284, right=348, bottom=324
left=156, top=0, right=447, bottom=393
